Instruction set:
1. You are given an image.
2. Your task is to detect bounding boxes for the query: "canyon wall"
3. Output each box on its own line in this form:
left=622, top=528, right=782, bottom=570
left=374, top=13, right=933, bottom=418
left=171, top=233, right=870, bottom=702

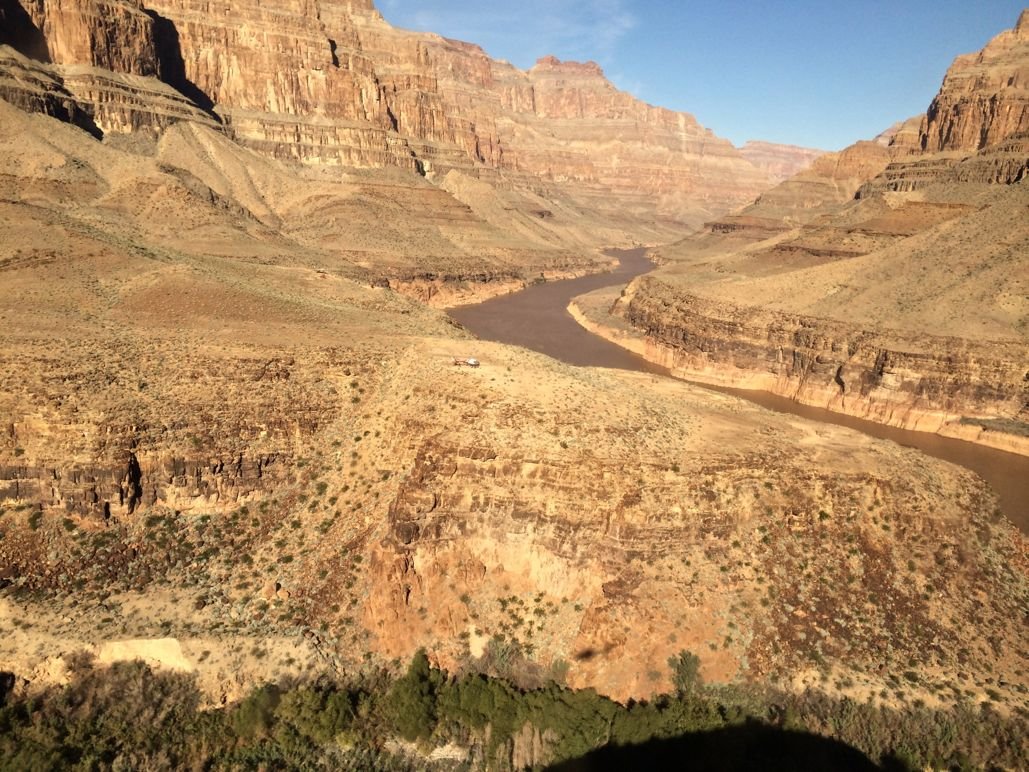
left=0, top=5, right=218, bottom=135
left=697, top=12, right=1029, bottom=239
left=637, top=12, right=1028, bottom=453
left=0, top=0, right=812, bottom=235
left=0, top=2, right=1026, bottom=715
left=919, top=9, right=1029, bottom=152
left=738, top=140, right=825, bottom=184
left=615, top=278, right=1028, bottom=455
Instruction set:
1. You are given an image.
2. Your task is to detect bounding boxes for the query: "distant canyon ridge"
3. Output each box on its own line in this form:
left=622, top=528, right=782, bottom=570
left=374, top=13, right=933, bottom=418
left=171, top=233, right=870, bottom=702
left=574, top=10, right=1029, bottom=455
left=0, top=0, right=822, bottom=241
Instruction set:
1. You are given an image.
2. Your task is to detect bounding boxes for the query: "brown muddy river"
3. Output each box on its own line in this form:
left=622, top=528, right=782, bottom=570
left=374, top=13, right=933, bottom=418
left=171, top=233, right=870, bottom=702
left=450, top=248, right=1029, bottom=532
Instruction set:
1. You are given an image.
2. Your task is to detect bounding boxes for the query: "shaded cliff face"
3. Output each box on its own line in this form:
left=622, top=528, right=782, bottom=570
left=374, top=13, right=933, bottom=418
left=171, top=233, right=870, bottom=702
left=15, top=0, right=160, bottom=74
left=0, top=0, right=808, bottom=236
left=0, top=0, right=217, bottom=135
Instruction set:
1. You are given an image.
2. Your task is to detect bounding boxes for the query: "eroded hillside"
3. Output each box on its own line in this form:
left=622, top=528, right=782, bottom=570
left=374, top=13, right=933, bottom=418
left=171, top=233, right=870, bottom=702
left=0, top=85, right=1025, bottom=720
left=0, top=0, right=820, bottom=242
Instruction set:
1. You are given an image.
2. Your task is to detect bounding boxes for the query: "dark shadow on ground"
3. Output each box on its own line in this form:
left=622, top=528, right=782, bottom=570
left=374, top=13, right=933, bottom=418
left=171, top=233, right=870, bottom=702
left=0, top=671, right=15, bottom=707
left=547, top=723, right=885, bottom=772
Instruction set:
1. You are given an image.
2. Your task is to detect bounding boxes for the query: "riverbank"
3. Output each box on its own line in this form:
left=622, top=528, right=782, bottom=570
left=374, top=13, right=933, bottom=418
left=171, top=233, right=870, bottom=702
left=388, top=256, right=618, bottom=309
left=449, top=249, right=1028, bottom=529
left=569, top=287, right=1029, bottom=458
left=568, top=287, right=1029, bottom=529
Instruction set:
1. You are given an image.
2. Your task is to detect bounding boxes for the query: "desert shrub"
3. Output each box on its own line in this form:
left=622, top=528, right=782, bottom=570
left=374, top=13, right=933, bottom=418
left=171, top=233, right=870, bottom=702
left=0, top=660, right=206, bottom=770
left=231, top=683, right=281, bottom=739
left=0, top=651, right=1023, bottom=771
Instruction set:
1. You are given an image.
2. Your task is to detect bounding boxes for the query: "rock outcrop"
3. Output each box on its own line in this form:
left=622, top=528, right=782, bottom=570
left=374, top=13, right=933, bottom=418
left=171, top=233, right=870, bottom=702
left=623, top=12, right=1029, bottom=455
left=0, top=2, right=1026, bottom=720
left=355, top=346, right=1026, bottom=705
left=0, top=0, right=218, bottom=134
left=10, top=0, right=161, bottom=75
left=919, top=9, right=1029, bottom=152
left=616, top=276, right=1028, bottom=453
left=861, top=133, right=1029, bottom=195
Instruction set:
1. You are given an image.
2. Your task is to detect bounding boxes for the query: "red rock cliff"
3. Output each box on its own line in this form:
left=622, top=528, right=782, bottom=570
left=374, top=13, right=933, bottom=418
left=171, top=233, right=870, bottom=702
left=919, top=10, right=1029, bottom=151
left=1, top=0, right=800, bottom=231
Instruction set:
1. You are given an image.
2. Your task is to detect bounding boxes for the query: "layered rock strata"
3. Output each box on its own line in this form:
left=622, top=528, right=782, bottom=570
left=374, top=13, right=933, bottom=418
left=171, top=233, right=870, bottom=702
left=355, top=345, right=1027, bottom=706
left=859, top=135, right=1029, bottom=195
left=0, top=0, right=815, bottom=236
left=612, top=277, right=1028, bottom=455
left=738, top=140, right=825, bottom=183
left=0, top=41, right=218, bottom=136
left=697, top=11, right=1028, bottom=240
left=919, top=9, right=1029, bottom=152
left=640, top=13, right=1028, bottom=453
left=0, top=0, right=221, bottom=134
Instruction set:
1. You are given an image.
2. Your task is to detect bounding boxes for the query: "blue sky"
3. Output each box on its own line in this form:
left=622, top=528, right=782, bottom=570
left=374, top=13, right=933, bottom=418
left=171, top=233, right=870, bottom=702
left=377, top=1, right=1026, bottom=151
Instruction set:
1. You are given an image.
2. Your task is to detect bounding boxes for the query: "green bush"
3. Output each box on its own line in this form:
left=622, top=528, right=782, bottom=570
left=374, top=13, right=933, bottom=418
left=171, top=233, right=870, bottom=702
left=0, top=651, right=1023, bottom=771
left=233, top=684, right=281, bottom=739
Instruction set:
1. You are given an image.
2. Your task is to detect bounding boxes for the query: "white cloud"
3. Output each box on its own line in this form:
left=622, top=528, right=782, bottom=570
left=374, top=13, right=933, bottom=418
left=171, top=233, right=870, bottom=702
left=381, top=0, right=637, bottom=67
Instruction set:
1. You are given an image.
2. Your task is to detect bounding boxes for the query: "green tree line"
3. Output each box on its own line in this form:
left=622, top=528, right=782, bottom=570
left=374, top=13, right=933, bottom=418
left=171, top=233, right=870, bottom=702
left=0, top=651, right=1023, bottom=770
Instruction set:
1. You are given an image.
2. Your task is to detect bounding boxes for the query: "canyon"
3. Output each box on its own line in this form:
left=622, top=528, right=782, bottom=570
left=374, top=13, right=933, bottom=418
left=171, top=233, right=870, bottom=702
left=0, top=0, right=819, bottom=247
left=579, top=11, right=1029, bottom=458
left=456, top=250, right=1029, bottom=529
left=0, top=1, right=1026, bottom=765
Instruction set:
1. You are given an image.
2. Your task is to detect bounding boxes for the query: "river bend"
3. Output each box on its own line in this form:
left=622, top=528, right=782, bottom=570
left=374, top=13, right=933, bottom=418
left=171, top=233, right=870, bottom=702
left=449, top=249, right=1028, bottom=532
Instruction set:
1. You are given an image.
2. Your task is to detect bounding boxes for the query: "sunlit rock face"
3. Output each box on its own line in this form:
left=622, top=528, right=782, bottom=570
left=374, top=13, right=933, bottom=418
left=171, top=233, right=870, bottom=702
left=919, top=10, right=1029, bottom=153
left=0, top=0, right=811, bottom=233
left=623, top=12, right=1029, bottom=456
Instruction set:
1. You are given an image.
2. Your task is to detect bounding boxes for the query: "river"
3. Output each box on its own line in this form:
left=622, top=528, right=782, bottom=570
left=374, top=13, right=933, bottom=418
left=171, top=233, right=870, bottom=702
left=449, top=249, right=1029, bottom=532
